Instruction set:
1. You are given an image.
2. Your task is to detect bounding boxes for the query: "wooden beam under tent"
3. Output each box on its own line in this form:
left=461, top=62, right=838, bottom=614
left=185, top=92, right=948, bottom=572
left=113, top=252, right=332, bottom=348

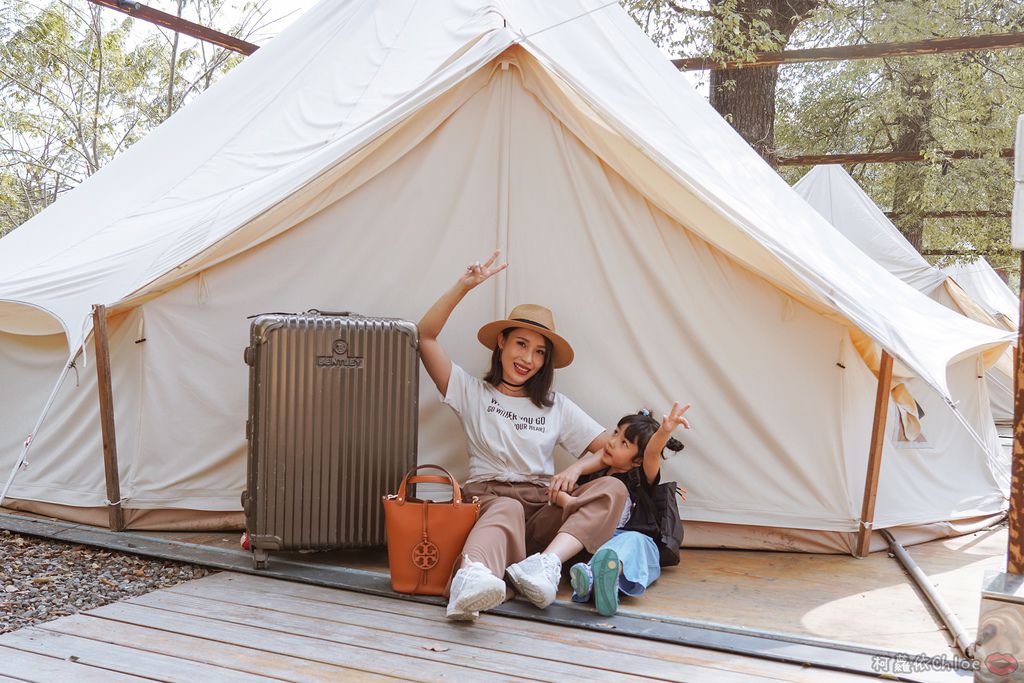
left=92, top=305, right=125, bottom=532
left=1010, top=253, right=1024, bottom=574
left=777, top=149, right=1014, bottom=166
left=674, top=31, right=1024, bottom=71
left=86, top=0, right=258, bottom=55
left=856, top=350, right=893, bottom=558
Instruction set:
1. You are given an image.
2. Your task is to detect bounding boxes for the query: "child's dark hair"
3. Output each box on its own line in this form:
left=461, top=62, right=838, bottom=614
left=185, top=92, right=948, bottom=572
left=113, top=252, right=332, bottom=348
left=617, top=409, right=685, bottom=459
left=483, top=328, right=555, bottom=408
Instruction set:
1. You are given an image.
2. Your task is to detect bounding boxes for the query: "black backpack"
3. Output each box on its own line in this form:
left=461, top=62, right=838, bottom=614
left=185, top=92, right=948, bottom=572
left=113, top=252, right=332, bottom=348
left=620, top=468, right=684, bottom=567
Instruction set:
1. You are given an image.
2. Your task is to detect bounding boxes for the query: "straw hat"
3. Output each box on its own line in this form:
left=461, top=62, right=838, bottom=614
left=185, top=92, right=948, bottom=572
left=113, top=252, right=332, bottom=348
left=476, top=303, right=574, bottom=368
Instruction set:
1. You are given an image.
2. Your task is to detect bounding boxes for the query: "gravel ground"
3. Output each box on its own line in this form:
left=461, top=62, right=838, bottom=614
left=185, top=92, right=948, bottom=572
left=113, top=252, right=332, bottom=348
left=0, top=529, right=214, bottom=633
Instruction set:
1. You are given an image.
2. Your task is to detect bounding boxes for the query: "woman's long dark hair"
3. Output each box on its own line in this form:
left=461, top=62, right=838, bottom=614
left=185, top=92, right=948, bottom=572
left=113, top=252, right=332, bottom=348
left=618, top=411, right=685, bottom=461
left=483, top=327, right=555, bottom=408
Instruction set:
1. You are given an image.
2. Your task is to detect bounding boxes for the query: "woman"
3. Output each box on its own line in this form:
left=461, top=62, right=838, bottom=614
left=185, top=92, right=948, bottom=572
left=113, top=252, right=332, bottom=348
left=419, top=250, right=626, bottom=621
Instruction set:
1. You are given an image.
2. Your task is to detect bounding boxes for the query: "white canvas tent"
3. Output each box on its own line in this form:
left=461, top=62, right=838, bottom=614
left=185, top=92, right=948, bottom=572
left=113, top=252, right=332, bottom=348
left=794, top=165, right=1017, bottom=426
left=942, top=258, right=1018, bottom=331
left=0, top=1, right=1013, bottom=553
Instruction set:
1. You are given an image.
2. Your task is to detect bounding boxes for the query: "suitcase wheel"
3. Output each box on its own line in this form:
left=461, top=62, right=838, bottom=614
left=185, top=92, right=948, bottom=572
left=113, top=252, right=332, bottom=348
left=253, top=549, right=269, bottom=570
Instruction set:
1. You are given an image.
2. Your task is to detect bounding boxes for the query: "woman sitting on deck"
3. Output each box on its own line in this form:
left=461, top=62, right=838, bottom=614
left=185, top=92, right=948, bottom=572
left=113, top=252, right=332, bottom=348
left=418, top=250, right=627, bottom=622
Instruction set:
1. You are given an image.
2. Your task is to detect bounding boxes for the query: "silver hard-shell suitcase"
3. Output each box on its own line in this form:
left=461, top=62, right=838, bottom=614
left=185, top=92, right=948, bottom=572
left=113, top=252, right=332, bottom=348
left=242, top=311, right=418, bottom=569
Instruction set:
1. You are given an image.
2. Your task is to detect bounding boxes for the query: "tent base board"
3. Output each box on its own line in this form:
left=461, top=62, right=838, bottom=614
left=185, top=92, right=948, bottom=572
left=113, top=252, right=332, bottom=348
left=682, top=513, right=1007, bottom=554
left=1, top=500, right=243, bottom=532
left=1, top=498, right=1003, bottom=555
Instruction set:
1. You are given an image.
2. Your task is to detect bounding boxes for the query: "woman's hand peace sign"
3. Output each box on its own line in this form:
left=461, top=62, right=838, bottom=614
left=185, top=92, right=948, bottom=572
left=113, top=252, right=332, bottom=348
left=458, top=250, right=507, bottom=290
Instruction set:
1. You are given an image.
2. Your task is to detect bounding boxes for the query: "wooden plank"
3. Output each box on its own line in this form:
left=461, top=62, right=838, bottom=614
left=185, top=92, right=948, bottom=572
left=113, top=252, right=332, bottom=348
left=127, top=591, right=652, bottom=683
left=884, top=211, right=1010, bottom=219
left=674, top=31, right=1024, bottom=70
left=0, top=626, right=276, bottom=683
left=78, top=602, right=522, bottom=683
left=777, top=148, right=1013, bottom=166
left=41, top=610, right=406, bottom=683
left=0, top=644, right=148, bottom=682
left=166, top=575, right=716, bottom=683
left=91, top=304, right=124, bottom=532
left=86, top=0, right=258, bottom=55
left=179, top=572, right=877, bottom=683
left=857, top=350, right=893, bottom=558
left=922, top=248, right=1017, bottom=257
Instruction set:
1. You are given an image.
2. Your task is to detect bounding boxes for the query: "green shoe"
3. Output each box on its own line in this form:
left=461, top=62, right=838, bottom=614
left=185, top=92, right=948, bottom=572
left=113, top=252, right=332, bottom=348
left=591, top=548, right=620, bottom=617
left=569, top=562, right=592, bottom=602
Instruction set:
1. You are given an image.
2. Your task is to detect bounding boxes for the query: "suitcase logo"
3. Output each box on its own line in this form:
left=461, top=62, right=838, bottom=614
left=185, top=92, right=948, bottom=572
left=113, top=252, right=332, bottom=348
left=317, top=338, right=364, bottom=369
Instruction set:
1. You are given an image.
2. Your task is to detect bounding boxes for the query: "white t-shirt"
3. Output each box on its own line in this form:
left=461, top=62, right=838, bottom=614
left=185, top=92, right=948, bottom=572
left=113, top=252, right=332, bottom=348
left=443, top=364, right=604, bottom=485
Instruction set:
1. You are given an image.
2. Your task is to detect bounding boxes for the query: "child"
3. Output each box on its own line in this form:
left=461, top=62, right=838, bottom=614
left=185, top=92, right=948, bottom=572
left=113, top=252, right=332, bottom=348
left=553, top=402, right=689, bottom=616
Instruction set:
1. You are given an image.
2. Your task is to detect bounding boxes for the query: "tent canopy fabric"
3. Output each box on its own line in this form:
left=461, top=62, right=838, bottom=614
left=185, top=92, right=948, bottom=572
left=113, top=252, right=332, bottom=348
left=943, top=259, right=1018, bottom=329
left=793, top=164, right=1016, bottom=424
left=0, top=0, right=1011, bottom=550
left=0, top=1, right=1010, bottom=397
left=792, top=165, right=948, bottom=295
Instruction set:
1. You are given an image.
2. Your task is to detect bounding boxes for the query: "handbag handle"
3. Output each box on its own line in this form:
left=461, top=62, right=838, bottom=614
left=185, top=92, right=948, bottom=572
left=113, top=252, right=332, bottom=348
left=396, top=464, right=465, bottom=504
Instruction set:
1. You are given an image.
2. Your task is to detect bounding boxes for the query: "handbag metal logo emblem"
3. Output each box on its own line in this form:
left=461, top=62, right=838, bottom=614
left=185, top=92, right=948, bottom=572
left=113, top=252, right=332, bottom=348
left=412, top=540, right=440, bottom=570
left=316, top=338, right=364, bottom=369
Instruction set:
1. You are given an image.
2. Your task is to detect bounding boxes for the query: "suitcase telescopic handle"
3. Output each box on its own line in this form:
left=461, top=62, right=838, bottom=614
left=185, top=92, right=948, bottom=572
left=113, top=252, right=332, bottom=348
left=305, top=309, right=361, bottom=317
left=396, top=464, right=465, bottom=504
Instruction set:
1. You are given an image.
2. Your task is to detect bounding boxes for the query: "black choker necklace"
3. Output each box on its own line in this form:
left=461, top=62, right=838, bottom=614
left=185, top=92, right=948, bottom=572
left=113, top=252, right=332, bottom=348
left=501, top=379, right=527, bottom=388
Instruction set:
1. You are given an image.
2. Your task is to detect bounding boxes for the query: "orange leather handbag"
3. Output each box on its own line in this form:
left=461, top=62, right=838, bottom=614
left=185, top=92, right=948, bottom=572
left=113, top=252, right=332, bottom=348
left=382, top=464, right=480, bottom=595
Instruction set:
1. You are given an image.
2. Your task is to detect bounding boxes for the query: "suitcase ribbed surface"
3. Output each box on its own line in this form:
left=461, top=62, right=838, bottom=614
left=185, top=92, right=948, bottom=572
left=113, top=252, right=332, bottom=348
left=246, top=313, right=418, bottom=551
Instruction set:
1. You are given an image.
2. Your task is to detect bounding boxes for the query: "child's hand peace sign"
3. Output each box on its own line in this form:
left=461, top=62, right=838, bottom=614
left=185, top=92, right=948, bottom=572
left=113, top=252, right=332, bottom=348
left=660, top=402, right=691, bottom=433
left=458, top=249, right=507, bottom=290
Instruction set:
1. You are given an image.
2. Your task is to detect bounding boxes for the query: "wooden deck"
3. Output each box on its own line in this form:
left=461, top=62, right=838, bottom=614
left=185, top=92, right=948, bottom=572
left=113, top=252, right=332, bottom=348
left=0, top=571, right=891, bottom=682
left=613, top=524, right=1008, bottom=654
left=139, top=523, right=1005, bottom=657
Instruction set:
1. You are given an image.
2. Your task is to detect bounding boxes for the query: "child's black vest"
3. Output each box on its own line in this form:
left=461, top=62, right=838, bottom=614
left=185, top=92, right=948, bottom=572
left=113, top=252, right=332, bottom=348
left=581, top=467, right=683, bottom=567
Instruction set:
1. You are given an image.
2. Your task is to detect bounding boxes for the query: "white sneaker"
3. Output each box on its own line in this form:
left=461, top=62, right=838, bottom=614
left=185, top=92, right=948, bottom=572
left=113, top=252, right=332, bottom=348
left=446, top=560, right=506, bottom=621
left=506, top=552, right=562, bottom=609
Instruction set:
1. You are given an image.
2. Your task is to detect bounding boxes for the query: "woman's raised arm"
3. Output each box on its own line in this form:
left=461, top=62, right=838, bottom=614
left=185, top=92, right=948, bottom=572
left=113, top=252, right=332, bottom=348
left=418, top=250, right=506, bottom=396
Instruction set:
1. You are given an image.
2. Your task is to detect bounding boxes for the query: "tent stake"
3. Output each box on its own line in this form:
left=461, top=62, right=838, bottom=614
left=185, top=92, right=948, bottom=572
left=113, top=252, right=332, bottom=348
left=856, top=349, right=893, bottom=558
left=92, top=305, right=125, bottom=532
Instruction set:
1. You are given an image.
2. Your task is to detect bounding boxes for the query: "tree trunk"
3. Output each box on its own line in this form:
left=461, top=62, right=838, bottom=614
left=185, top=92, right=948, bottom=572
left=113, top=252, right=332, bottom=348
left=887, top=67, right=935, bottom=251
left=167, top=0, right=185, bottom=120
left=710, top=66, right=782, bottom=165
left=708, top=0, right=820, bottom=167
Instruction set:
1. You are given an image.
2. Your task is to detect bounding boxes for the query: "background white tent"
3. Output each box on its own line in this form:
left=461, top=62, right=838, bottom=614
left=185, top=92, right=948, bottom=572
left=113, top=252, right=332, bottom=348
left=942, top=258, right=1018, bottom=330
left=0, top=0, right=1012, bottom=552
left=794, top=165, right=1016, bottom=426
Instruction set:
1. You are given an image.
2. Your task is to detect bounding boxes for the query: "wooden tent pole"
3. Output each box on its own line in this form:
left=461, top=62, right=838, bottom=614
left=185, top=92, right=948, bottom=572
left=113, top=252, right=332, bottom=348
left=856, top=349, right=893, bottom=558
left=92, top=305, right=125, bottom=532
left=1008, top=253, right=1024, bottom=574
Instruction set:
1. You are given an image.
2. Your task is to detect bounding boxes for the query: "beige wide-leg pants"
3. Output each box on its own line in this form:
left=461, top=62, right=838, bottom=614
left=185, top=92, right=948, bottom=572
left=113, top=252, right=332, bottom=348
left=456, top=477, right=628, bottom=588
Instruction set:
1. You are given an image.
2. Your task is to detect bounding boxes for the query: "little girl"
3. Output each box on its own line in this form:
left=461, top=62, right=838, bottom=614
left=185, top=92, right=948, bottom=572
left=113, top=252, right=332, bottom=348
left=553, top=402, right=689, bottom=616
